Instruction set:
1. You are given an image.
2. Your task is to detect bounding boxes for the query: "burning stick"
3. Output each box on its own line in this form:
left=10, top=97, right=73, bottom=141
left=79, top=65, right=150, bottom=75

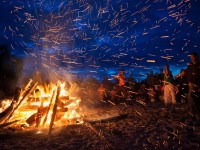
left=18, top=79, right=33, bottom=100
left=0, top=87, right=21, bottom=124
left=4, top=82, right=38, bottom=123
left=26, top=107, right=48, bottom=126
left=24, top=79, right=33, bottom=92
left=48, top=86, right=61, bottom=136
left=0, top=120, right=20, bottom=129
left=0, top=102, right=15, bottom=124
left=42, top=90, right=56, bottom=127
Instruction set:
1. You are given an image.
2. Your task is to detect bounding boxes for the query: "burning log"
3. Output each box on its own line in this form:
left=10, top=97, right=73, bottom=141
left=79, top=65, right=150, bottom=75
left=0, top=87, right=21, bottom=124
left=26, top=112, right=37, bottom=127
left=3, top=82, right=38, bottom=123
left=0, top=119, right=20, bottom=129
left=26, top=106, right=48, bottom=126
left=0, top=102, right=15, bottom=124
left=48, top=86, right=61, bottom=136
left=42, top=90, right=56, bottom=127
left=57, top=107, right=68, bottom=112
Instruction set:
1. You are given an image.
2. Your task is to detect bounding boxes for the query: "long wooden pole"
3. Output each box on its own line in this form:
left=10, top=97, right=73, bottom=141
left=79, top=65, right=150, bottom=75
left=42, top=90, right=56, bottom=127
left=48, top=86, right=60, bottom=136
left=0, top=102, right=15, bottom=124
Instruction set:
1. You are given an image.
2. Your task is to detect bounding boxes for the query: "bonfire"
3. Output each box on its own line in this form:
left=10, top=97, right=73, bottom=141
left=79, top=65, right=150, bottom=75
left=0, top=79, right=83, bottom=135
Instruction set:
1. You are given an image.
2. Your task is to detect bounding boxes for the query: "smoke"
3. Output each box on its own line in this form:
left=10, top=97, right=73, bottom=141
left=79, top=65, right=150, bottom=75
left=17, top=55, right=76, bottom=87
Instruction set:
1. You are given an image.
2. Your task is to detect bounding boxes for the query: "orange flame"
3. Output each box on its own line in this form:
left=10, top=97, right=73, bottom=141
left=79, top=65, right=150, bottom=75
left=0, top=80, right=83, bottom=128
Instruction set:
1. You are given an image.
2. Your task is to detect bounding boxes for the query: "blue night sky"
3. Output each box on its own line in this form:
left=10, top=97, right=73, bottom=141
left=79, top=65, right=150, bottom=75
left=0, top=0, right=200, bottom=82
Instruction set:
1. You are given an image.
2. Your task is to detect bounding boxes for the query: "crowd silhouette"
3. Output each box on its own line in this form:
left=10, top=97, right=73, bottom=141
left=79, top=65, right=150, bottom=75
left=74, top=52, right=200, bottom=117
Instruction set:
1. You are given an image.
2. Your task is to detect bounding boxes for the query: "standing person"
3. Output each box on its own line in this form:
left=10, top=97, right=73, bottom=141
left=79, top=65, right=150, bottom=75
left=128, top=73, right=135, bottom=91
left=163, top=66, right=176, bottom=107
left=164, top=65, right=173, bottom=77
left=158, top=69, right=164, bottom=86
left=114, top=69, right=127, bottom=101
left=154, top=73, right=161, bottom=92
left=147, top=70, right=154, bottom=88
left=158, top=69, right=164, bottom=99
left=175, top=52, right=200, bottom=115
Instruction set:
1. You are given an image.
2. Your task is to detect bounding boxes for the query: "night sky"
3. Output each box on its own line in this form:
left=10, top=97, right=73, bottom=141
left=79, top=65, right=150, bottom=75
left=0, top=0, right=200, bottom=82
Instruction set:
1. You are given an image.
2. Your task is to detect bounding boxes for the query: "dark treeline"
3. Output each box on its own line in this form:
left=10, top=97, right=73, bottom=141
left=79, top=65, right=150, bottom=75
left=0, top=45, right=23, bottom=99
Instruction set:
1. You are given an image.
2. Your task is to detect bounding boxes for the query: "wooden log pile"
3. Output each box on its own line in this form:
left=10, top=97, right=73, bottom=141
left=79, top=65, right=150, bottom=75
left=0, top=80, right=70, bottom=132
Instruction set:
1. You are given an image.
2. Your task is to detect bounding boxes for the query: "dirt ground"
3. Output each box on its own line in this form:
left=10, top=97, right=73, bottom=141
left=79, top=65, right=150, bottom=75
left=0, top=100, right=200, bottom=150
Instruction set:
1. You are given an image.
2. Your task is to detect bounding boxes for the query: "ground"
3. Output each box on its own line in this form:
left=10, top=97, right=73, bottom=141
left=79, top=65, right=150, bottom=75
left=0, top=100, right=200, bottom=150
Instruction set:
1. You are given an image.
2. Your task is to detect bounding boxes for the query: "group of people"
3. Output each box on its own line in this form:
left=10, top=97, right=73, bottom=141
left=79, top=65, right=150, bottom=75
left=97, top=69, right=127, bottom=103
left=96, top=52, right=200, bottom=116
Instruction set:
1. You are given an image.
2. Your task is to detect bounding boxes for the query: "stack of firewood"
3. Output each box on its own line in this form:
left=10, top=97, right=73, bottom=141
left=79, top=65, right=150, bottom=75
left=0, top=80, right=69, bottom=136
